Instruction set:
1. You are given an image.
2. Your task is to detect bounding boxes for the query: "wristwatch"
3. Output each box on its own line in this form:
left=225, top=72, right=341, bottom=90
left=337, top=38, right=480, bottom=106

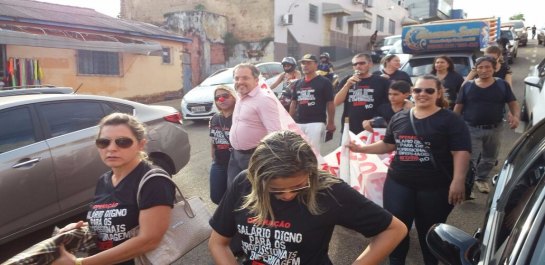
left=75, top=258, right=83, bottom=265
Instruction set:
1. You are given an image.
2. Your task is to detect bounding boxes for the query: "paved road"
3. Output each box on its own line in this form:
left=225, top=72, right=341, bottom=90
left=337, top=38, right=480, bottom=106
left=1, top=41, right=543, bottom=264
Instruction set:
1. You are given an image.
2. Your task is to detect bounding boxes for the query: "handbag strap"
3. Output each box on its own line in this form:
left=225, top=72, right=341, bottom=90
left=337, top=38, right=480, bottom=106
left=409, top=108, right=438, bottom=169
left=136, top=168, right=195, bottom=218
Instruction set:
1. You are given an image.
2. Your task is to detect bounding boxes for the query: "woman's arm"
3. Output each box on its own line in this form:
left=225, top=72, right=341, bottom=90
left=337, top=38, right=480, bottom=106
left=53, top=206, right=171, bottom=265
left=449, top=151, right=470, bottom=205
left=209, top=230, right=238, bottom=265
left=352, top=216, right=407, bottom=265
left=347, top=140, right=395, bottom=154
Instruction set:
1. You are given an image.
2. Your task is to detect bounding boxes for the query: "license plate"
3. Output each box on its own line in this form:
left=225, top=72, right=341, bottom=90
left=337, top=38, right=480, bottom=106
left=191, top=106, right=206, bottom=113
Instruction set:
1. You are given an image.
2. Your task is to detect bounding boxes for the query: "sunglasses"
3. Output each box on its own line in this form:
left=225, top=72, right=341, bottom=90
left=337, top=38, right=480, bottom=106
left=269, top=180, right=310, bottom=194
left=214, top=93, right=231, bottom=101
left=95, top=137, right=134, bottom=149
left=412, top=88, right=437, bottom=95
left=352, top=61, right=368, bottom=66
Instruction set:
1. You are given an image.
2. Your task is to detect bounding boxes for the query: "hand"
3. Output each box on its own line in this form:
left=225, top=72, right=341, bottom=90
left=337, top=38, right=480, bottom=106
left=448, top=179, right=465, bottom=205
left=346, top=140, right=363, bottom=153
left=58, top=221, right=87, bottom=234
left=347, top=74, right=361, bottom=87
left=507, top=113, right=519, bottom=129
left=362, top=120, right=374, bottom=133
left=52, top=245, right=76, bottom=265
left=326, top=122, right=336, bottom=133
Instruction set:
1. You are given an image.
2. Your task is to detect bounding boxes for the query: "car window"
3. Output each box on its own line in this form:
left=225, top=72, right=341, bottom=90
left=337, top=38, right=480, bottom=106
left=266, top=63, right=283, bottom=77
left=495, top=151, right=545, bottom=261
left=40, top=101, right=105, bottom=138
left=383, top=36, right=400, bottom=46
left=501, top=30, right=514, bottom=40
left=0, top=107, right=36, bottom=153
left=510, top=122, right=545, bottom=177
left=200, top=69, right=233, bottom=86
left=102, top=102, right=134, bottom=115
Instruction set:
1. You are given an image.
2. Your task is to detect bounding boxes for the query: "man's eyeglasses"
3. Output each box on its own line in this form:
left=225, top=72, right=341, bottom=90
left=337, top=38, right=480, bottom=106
left=95, top=137, right=134, bottom=149
left=352, top=61, right=368, bottom=66
left=214, top=93, right=231, bottom=101
left=269, top=180, right=310, bottom=194
left=412, top=88, right=437, bottom=95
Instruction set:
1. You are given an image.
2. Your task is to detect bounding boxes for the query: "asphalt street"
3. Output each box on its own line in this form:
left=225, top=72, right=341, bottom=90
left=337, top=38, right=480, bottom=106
left=1, top=40, right=544, bottom=264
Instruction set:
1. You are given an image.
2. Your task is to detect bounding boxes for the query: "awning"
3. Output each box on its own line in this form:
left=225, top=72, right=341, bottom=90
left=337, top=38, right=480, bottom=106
left=346, top=11, right=372, bottom=23
left=322, top=3, right=351, bottom=16
left=0, top=29, right=163, bottom=55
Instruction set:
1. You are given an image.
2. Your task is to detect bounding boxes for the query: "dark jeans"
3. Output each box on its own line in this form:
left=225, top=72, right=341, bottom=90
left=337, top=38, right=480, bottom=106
left=383, top=177, right=454, bottom=265
left=227, top=150, right=252, bottom=190
left=209, top=161, right=228, bottom=205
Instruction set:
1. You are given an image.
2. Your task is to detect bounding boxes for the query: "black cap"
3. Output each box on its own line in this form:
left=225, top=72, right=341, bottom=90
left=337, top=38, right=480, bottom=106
left=299, top=54, right=318, bottom=62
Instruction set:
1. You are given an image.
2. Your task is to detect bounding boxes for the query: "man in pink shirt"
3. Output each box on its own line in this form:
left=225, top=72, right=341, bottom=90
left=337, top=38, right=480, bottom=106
left=227, top=63, right=282, bottom=186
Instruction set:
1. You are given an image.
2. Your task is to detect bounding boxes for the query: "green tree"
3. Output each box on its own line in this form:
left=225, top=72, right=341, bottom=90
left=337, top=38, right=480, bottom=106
left=509, top=13, right=525, bottom=21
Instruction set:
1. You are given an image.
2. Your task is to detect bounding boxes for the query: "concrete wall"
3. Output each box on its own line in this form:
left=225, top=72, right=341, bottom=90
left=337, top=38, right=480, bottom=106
left=6, top=41, right=187, bottom=101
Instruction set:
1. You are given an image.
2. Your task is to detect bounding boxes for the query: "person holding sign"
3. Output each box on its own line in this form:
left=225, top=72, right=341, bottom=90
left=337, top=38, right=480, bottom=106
left=348, top=75, right=471, bottom=265
left=209, top=130, right=407, bottom=265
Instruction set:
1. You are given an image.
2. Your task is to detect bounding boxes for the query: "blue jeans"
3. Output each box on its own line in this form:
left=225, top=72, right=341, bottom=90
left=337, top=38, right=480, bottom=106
left=468, top=124, right=503, bottom=181
left=383, top=177, right=453, bottom=265
left=210, top=162, right=228, bottom=204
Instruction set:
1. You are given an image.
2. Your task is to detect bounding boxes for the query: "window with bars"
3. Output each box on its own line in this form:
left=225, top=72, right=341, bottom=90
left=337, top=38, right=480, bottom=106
left=309, top=4, right=318, bottom=23
left=376, top=15, right=384, bottom=32
left=77, top=50, right=120, bottom=76
left=162, top=47, right=171, bottom=64
left=389, top=19, right=396, bottom=34
left=336, top=16, right=343, bottom=30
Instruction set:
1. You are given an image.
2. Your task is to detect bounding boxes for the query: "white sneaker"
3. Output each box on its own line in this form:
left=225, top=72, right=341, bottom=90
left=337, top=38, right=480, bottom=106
left=475, top=180, right=490, bottom=193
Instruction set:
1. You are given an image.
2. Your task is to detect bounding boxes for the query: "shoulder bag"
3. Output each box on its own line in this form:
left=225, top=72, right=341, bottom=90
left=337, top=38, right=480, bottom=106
left=409, top=109, right=475, bottom=200
left=133, top=168, right=212, bottom=265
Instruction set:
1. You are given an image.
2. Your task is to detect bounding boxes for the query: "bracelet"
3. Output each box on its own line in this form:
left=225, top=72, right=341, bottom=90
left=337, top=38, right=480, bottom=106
left=75, top=258, right=83, bottom=265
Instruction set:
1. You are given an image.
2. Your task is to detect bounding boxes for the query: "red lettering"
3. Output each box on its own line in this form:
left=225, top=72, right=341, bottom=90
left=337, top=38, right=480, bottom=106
left=353, top=101, right=366, bottom=106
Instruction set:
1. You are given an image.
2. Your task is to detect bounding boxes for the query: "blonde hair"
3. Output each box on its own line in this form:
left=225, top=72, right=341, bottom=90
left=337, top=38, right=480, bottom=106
left=213, top=85, right=237, bottom=115
left=97, top=113, right=149, bottom=161
left=240, top=131, right=341, bottom=225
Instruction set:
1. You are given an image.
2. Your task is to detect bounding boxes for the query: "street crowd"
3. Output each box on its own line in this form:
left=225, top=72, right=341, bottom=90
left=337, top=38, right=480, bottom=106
left=8, top=48, right=520, bottom=265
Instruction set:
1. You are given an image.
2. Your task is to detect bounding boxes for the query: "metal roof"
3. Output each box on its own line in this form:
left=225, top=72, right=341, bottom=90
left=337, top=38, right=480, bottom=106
left=0, top=0, right=191, bottom=43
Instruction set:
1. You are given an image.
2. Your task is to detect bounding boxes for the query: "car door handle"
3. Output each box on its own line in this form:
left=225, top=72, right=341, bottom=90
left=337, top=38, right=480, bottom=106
left=12, top=158, right=41, bottom=168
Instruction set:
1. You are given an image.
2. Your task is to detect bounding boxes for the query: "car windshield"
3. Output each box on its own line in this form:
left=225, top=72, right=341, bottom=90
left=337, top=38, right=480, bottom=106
left=384, top=36, right=400, bottom=46
left=511, top=21, right=524, bottom=29
left=200, top=69, right=233, bottom=86
left=501, top=30, right=514, bottom=40
left=401, top=56, right=472, bottom=77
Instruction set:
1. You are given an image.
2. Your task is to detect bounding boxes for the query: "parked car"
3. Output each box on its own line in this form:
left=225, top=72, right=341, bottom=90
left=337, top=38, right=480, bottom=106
left=427, top=116, right=545, bottom=265
left=399, top=52, right=476, bottom=84
left=504, top=20, right=528, bottom=46
left=0, top=88, right=191, bottom=244
left=181, top=63, right=278, bottom=120
left=537, top=26, right=545, bottom=46
left=500, top=27, right=519, bottom=64
left=371, top=35, right=401, bottom=63
left=522, top=57, right=545, bottom=129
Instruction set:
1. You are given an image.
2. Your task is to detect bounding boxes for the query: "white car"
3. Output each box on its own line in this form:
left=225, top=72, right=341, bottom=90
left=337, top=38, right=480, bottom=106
left=181, top=63, right=280, bottom=120
left=522, top=57, right=545, bottom=128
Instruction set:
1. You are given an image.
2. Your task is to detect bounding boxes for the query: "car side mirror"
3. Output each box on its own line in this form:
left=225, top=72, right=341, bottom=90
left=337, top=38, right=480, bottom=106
left=426, top=223, right=480, bottom=265
left=525, top=76, right=541, bottom=88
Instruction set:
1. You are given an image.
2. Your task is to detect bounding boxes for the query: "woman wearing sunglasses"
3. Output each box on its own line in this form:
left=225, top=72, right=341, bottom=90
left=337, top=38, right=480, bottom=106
left=209, top=130, right=407, bottom=265
left=209, top=85, right=237, bottom=204
left=348, top=75, right=471, bottom=265
left=53, top=113, right=175, bottom=265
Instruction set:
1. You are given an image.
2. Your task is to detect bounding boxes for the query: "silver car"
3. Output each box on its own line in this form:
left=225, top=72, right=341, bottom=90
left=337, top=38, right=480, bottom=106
left=0, top=89, right=191, bottom=244
left=181, top=62, right=282, bottom=120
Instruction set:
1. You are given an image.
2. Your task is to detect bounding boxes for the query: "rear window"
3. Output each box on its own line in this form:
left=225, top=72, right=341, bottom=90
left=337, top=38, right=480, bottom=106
left=383, top=36, right=401, bottom=46
left=511, top=21, right=525, bottom=29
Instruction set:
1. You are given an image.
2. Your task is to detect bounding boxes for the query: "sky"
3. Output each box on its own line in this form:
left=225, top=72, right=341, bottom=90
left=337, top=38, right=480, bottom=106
left=453, top=0, right=541, bottom=27
left=36, top=0, right=541, bottom=27
left=36, top=0, right=121, bottom=18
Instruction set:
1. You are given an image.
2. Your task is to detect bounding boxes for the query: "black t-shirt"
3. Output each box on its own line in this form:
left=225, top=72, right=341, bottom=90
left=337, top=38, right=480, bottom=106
left=456, top=79, right=517, bottom=125
left=209, top=113, right=232, bottom=166
left=373, top=69, right=413, bottom=85
left=376, top=103, right=398, bottom=125
left=87, top=162, right=175, bottom=265
left=291, top=76, right=334, bottom=124
left=383, top=109, right=471, bottom=190
left=440, top=71, right=464, bottom=109
left=210, top=171, right=393, bottom=265
left=338, top=74, right=390, bottom=133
